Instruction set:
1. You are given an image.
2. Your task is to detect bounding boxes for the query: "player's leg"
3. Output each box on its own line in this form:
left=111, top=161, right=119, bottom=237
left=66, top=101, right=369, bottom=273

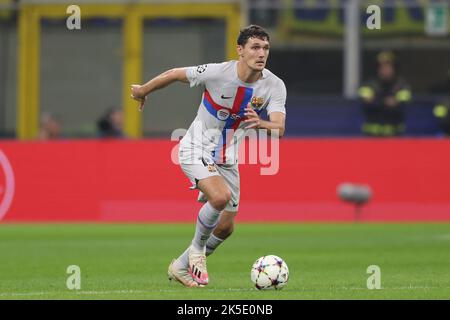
left=169, top=156, right=226, bottom=287
left=205, top=163, right=240, bottom=256
left=193, top=175, right=231, bottom=247
left=171, top=159, right=238, bottom=286
left=206, top=210, right=236, bottom=256
left=187, top=175, right=231, bottom=285
left=171, top=175, right=232, bottom=285
left=172, top=209, right=234, bottom=286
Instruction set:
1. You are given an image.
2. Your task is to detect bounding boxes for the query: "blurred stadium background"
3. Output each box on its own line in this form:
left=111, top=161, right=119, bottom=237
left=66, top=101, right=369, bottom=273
left=0, top=0, right=449, bottom=222
left=1, top=0, right=450, bottom=138
left=0, top=0, right=450, bottom=300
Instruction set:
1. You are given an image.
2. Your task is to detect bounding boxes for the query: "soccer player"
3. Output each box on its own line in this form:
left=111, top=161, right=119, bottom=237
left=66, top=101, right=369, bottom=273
left=130, top=25, right=287, bottom=287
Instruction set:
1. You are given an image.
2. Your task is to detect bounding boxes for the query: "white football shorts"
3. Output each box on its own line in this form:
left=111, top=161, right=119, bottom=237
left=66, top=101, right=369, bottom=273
left=179, top=155, right=240, bottom=213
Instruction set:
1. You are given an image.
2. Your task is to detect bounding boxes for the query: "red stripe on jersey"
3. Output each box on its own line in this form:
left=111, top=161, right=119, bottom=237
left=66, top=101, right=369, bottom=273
left=231, top=87, right=247, bottom=115
left=222, top=87, right=248, bottom=162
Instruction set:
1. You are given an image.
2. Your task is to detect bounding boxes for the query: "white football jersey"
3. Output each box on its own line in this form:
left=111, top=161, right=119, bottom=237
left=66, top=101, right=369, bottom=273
left=179, top=60, right=286, bottom=165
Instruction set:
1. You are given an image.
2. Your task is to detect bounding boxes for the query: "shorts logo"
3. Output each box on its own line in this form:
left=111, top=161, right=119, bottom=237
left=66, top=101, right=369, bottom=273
left=251, top=96, right=265, bottom=111
left=196, top=64, right=208, bottom=74
left=201, top=157, right=217, bottom=173
left=0, top=150, right=15, bottom=221
left=217, top=109, right=230, bottom=121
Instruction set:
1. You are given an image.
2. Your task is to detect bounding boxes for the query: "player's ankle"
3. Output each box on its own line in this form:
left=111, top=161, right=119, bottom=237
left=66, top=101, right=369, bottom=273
left=190, top=243, right=206, bottom=254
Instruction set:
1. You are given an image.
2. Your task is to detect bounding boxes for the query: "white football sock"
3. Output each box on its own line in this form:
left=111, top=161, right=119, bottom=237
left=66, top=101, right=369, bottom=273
left=206, top=234, right=225, bottom=256
left=191, top=202, right=221, bottom=252
left=174, top=247, right=190, bottom=269
left=175, top=233, right=225, bottom=270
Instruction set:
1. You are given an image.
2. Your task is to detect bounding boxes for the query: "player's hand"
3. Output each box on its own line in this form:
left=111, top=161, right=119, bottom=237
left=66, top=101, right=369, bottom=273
left=244, top=106, right=261, bottom=129
left=130, top=84, right=147, bottom=112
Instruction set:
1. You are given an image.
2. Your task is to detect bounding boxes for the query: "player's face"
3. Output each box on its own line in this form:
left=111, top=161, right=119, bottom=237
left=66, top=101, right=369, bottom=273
left=238, top=37, right=270, bottom=72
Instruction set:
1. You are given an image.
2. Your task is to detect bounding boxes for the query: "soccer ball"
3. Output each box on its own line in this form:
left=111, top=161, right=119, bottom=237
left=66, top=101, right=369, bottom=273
left=250, top=255, right=289, bottom=290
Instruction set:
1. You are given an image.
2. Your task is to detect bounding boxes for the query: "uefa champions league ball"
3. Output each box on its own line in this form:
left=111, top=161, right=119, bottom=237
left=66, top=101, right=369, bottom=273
left=250, top=255, right=289, bottom=290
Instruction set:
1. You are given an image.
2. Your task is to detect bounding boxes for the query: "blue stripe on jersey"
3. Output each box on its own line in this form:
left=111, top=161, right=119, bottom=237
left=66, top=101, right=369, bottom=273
left=203, top=95, right=222, bottom=120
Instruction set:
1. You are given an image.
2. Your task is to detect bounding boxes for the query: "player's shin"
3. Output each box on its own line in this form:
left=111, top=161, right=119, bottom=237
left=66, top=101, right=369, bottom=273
left=191, top=202, right=222, bottom=252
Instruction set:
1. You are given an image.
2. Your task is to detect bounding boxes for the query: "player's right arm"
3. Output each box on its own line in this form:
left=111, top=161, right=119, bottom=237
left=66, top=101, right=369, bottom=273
left=130, top=68, right=189, bottom=111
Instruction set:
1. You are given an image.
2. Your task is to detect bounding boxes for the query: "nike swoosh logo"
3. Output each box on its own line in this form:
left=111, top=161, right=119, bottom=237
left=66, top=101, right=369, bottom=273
left=221, top=94, right=233, bottom=99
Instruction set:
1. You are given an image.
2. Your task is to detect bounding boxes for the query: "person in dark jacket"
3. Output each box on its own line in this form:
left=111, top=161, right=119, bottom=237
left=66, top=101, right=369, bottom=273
left=359, top=51, right=412, bottom=137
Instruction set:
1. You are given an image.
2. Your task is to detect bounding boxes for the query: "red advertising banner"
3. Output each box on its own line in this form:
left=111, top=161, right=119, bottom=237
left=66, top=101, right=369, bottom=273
left=0, top=138, right=449, bottom=222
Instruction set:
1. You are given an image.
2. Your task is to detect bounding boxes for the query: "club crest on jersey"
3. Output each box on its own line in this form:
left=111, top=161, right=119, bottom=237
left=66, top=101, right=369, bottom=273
left=217, top=109, right=230, bottom=121
left=250, top=97, right=264, bottom=110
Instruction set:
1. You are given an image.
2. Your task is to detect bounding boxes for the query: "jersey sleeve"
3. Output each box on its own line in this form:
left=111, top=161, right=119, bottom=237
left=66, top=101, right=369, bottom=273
left=185, top=63, right=219, bottom=88
left=266, top=78, right=287, bottom=115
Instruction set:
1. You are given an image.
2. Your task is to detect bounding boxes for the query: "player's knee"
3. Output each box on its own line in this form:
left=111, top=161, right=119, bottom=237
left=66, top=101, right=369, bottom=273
left=209, top=191, right=231, bottom=211
left=209, top=198, right=228, bottom=211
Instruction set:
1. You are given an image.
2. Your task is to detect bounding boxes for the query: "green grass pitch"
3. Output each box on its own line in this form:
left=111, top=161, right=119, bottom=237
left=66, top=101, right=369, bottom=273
left=0, top=223, right=449, bottom=299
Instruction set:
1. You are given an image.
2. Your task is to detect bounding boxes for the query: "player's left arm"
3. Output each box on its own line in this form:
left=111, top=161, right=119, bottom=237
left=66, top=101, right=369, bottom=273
left=244, top=109, right=286, bottom=137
